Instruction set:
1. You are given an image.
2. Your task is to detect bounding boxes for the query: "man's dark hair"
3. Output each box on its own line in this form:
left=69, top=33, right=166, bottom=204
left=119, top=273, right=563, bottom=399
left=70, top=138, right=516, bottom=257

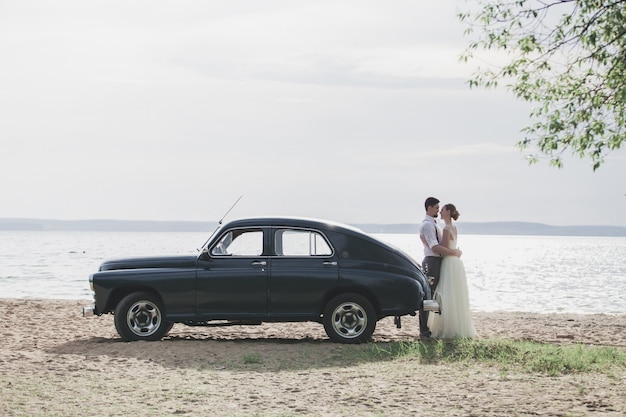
left=424, top=197, right=440, bottom=211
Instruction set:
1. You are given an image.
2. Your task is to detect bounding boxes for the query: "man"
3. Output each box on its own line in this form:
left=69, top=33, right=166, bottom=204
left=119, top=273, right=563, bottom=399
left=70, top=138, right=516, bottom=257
left=418, top=196, right=462, bottom=339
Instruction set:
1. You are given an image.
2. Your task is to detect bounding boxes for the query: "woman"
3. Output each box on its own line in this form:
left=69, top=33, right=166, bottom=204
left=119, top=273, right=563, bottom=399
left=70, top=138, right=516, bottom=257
left=427, top=203, right=476, bottom=339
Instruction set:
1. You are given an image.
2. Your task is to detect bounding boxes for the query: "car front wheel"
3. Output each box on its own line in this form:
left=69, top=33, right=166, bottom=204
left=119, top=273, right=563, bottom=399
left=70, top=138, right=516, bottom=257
left=323, top=293, right=376, bottom=344
left=114, top=292, right=170, bottom=341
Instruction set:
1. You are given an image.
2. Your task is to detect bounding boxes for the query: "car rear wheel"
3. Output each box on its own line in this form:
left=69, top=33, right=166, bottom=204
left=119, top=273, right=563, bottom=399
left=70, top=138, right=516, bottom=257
left=323, top=293, right=376, bottom=344
left=114, top=292, right=170, bottom=341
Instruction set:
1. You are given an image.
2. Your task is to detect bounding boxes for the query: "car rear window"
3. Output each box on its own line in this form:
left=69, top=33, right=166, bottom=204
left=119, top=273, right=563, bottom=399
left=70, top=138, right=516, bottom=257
left=274, top=229, right=332, bottom=256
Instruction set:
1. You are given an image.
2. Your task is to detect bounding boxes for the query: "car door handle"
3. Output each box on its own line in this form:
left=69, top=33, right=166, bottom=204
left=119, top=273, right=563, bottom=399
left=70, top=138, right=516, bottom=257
left=323, top=261, right=337, bottom=266
left=251, top=261, right=267, bottom=266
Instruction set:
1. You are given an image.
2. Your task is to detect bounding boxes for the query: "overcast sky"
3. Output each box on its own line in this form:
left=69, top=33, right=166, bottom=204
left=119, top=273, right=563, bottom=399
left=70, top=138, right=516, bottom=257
left=1, top=1, right=625, bottom=227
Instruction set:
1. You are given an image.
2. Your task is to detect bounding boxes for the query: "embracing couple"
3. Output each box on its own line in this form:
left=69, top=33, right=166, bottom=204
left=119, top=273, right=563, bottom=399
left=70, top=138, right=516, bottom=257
left=418, top=196, right=476, bottom=340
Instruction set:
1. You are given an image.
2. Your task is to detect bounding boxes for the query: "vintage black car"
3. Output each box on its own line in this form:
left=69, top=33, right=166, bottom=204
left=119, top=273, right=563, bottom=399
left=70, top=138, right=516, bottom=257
left=84, top=217, right=435, bottom=344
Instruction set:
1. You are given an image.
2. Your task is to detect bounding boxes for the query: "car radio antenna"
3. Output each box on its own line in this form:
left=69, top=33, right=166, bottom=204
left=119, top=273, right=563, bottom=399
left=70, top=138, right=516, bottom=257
left=218, top=194, right=243, bottom=225
left=198, top=194, right=243, bottom=251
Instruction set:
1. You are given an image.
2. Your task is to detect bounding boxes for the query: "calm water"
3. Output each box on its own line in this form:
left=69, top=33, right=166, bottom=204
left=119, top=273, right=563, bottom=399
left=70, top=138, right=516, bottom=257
left=1, top=231, right=624, bottom=314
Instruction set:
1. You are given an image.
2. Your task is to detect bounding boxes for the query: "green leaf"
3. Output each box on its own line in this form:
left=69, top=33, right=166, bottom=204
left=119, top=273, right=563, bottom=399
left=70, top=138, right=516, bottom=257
left=458, top=0, right=626, bottom=170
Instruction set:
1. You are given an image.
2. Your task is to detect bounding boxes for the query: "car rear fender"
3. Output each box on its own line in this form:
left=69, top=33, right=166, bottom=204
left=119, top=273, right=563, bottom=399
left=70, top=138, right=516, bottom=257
left=336, top=268, right=422, bottom=315
left=320, top=286, right=381, bottom=318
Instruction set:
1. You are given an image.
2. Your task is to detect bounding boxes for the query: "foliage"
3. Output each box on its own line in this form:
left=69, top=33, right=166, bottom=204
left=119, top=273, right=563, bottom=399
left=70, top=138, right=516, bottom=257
left=459, top=0, right=626, bottom=170
left=368, top=338, right=626, bottom=376
left=243, top=353, right=262, bottom=364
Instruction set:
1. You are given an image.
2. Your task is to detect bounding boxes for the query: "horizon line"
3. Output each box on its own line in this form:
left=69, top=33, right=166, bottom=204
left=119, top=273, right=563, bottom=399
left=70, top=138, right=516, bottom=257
left=1, top=216, right=625, bottom=228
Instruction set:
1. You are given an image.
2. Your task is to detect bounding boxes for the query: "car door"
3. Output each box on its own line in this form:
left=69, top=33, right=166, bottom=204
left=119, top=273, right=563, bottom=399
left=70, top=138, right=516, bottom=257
left=195, top=227, right=268, bottom=318
left=268, top=227, right=338, bottom=317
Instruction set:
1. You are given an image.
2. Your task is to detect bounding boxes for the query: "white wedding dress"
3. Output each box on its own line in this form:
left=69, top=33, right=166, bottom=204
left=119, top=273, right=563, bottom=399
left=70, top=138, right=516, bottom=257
left=428, top=231, right=476, bottom=339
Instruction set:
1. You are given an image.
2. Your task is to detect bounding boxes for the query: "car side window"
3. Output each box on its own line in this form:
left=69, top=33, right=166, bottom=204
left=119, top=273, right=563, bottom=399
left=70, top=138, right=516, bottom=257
left=211, top=229, right=263, bottom=256
left=275, top=229, right=332, bottom=256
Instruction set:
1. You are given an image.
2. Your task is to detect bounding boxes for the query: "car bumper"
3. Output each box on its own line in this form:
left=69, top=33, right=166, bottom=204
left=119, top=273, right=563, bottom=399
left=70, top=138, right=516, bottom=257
left=422, top=300, right=440, bottom=313
left=83, top=305, right=95, bottom=317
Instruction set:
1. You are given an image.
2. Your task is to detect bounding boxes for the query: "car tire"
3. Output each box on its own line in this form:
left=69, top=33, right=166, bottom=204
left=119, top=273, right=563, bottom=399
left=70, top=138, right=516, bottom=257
left=114, top=292, right=169, bottom=341
left=163, top=321, right=175, bottom=337
left=323, top=293, right=376, bottom=344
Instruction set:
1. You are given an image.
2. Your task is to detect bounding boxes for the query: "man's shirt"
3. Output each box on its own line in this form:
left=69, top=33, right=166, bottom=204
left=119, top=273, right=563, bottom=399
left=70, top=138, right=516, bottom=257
left=419, top=215, right=442, bottom=257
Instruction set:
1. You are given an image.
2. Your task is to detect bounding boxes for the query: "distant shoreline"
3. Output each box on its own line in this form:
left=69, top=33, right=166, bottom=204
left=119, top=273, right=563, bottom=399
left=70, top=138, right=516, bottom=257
left=1, top=218, right=625, bottom=236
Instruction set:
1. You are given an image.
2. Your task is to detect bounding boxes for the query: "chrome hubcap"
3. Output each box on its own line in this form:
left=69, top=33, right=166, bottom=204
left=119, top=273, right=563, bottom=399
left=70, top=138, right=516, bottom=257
left=331, top=302, right=367, bottom=339
left=126, top=300, right=161, bottom=337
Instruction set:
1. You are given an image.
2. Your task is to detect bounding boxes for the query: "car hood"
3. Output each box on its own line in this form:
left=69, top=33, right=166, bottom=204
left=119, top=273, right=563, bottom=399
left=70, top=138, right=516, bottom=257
left=98, top=255, right=198, bottom=271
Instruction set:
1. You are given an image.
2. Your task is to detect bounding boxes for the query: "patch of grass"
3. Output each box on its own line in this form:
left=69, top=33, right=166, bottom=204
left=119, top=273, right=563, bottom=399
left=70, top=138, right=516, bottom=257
left=360, top=338, right=626, bottom=376
left=242, top=353, right=262, bottom=364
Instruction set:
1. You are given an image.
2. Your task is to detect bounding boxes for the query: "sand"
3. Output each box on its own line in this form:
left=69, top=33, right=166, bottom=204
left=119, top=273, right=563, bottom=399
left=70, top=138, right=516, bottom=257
left=1, top=298, right=625, bottom=416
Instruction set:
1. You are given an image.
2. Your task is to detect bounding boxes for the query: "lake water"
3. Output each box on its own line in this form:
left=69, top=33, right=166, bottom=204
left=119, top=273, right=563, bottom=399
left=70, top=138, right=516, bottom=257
left=1, top=231, right=624, bottom=314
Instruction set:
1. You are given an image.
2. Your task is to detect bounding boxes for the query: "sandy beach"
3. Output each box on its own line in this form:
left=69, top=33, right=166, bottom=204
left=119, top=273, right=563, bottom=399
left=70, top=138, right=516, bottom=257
left=1, top=299, right=625, bottom=416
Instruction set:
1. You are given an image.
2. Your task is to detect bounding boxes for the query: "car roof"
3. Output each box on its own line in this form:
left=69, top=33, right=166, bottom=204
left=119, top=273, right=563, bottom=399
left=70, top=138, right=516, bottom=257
left=222, top=216, right=365, bottom=235
left=216, top=216, right=419, bottom=266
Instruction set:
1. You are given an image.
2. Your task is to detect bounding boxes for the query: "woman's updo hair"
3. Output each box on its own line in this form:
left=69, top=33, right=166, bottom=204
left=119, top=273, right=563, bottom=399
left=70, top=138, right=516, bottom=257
left=444, top=203, right=460, bottom=221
